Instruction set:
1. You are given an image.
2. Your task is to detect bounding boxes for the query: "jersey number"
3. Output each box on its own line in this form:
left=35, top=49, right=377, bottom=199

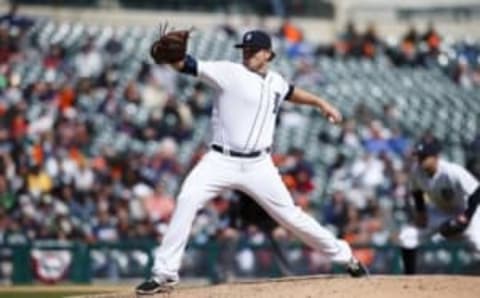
left=273, top=92, right=281, bottom=114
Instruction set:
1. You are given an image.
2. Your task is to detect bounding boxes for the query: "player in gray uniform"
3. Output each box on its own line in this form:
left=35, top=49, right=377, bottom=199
left=136, top=30, right=368, bottom=295
left=399, top=138, right=480, bottom=274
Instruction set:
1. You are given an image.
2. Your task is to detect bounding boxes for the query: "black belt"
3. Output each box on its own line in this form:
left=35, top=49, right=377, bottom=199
left=211, top=144, right=270, bottom=158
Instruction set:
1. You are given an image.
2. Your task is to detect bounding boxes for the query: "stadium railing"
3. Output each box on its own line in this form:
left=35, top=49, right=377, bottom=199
left=1, top=240, right=475, bottom=285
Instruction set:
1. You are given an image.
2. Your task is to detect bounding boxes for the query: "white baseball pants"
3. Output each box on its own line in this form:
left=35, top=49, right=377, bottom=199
left=151, top=150, right=353, bottom=280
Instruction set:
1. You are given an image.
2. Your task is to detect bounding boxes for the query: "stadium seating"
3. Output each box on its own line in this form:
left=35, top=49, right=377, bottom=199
left=17, top=19, right=479, bottom=198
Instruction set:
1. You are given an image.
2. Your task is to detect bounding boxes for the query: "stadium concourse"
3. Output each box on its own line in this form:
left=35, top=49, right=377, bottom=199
left=0, top=6, right=479, bottom=283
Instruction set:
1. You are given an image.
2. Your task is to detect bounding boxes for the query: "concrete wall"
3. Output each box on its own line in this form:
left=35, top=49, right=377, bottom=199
left=1, top=2, right=479, bottom=43
left=335, top=0, right=480, bottom=41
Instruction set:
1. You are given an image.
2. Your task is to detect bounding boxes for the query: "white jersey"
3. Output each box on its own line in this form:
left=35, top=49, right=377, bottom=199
left=197, top=60, right=291, bottom=152
left=410, top=159, right=480, bottom=214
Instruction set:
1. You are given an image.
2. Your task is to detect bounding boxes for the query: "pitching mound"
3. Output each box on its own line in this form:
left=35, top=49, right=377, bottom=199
left=71, top=275, right=480, bottom=298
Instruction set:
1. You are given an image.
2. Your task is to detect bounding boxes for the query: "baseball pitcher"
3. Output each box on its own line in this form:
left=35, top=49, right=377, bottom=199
left=136, top=27, right=368, bottom=295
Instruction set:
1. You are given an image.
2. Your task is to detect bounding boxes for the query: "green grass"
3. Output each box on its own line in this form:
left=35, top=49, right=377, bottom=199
left=0, top=291, right=106, bottom=298
left=0, top=284, right=130, bottom=298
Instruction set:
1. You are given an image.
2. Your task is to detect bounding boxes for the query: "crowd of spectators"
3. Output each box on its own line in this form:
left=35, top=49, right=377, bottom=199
left=276, top=20, right=480, bottom=89
left=0, top=6, right=479, bottom=280
left=0, top=6, right=198, bottom=279
left=220, top=16, right=480, bottom=87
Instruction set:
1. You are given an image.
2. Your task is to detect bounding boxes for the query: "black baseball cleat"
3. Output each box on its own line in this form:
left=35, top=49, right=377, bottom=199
left=135, top=276, right=178, bottom=295
left=346, top=258, right=369, bottom=278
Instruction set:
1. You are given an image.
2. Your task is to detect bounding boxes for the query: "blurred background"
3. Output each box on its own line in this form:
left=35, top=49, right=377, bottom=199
left=0, top=0, right=479, bottom=286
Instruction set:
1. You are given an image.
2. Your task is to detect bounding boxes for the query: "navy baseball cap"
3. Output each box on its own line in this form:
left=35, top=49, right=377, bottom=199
left=414, top=138, right=442, bottom=159
left=235, top=30, right=276, bottom=59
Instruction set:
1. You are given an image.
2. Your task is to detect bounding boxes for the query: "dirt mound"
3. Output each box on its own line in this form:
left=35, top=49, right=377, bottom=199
left=71, top=275, right=480, bottom=298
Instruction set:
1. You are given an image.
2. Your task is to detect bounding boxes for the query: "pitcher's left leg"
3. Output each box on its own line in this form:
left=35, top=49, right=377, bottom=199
left=238, top=157, right=353, bottom=265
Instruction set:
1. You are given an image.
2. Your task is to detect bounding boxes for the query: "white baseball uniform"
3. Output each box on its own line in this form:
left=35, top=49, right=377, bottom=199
left=399, top=159, right=480, bottom=250
left=151, top=60, right=353, bottom=280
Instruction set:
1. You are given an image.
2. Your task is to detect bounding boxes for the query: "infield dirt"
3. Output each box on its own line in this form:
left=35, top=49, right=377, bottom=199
left=67, top=275, right=480, bottom=298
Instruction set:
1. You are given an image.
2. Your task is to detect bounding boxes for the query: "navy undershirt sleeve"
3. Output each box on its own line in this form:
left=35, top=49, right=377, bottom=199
left=284, top=84, right=295, bottom=101
left=465, top=186, right=480, bottom=220
left=180, top=55, right=198, bottom=76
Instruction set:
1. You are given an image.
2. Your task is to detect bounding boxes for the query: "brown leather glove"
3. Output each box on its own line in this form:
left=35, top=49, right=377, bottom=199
left=150, top=23, right=190, bottom=64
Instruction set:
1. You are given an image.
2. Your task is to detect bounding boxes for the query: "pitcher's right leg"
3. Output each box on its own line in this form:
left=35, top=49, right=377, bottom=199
left=137, top=152, right=231, bottom=294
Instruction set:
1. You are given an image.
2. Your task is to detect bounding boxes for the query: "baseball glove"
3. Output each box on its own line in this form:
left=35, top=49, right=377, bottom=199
left=150, top=23, right=190, bottom=64
left=439, top=214, right=469, bottom=238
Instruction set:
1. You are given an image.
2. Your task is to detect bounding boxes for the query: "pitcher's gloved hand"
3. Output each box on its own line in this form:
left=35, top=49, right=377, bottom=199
left=150, top=23, right=190, bottom=64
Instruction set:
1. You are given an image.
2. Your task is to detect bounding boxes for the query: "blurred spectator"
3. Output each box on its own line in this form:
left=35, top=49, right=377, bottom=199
left=362, top=120, right=391, bottom=155
left=143, top=182, right=175, bottom=222
left=150, top=64, right=177, bottom=96
left=74, top=37, right=103, bottom=79
left=473, top=66, right=480, bottom=87
left=278, top=103, right=308, bottom=130
left=388, top=26, right=420, bottom=67
left=61, top=184, right=94, bottom=223
left=187, top=82, right=212, bottom=118
left=158, top=97, right=193, bottom=141
left=27, top=164, right=53, bottom=195
left=336, top=21, right=362, bottom=58
left=339, top=119, right=361, bottom=149
left=139, top=65, right=168, bottom=109
left=104, top=31, right=123, bottom=64
left=335, top=21, right=354, bottom=57
left=361, top=23, right=380, bottom=59
left=124, top=80, right=141, bottom=105
left=350, top=153, right=385, bottom=192
left=381, top=103, right=400, bottom=128
left=74, top=158, right=94, bottom=192
left=292, top=59, right=326, bottom=88
left=278, top=18, right=303, bottom=44
left=91, top=207, right=118, bottom=243
left=43, top=44, right=65, bottom=71
left=422, top=23, right=441, bottom=56
left=0, top=175, right=14, bottom=211
left=278, top=18, right=315, bottom=60
left=323, top=190, right=350, bottom=237
left=327, top=153, right=347, bottom=178
left=388, top=127, right=409, bottom=157
left=390, top=170, right=409, bottom=211
left=277, top=148, right=315, bottom=209
left=0, top=3, right=34, bottom=30
left=452, top=57, right=477, bottom=88
left=0, top=26, right=18, bottom=66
